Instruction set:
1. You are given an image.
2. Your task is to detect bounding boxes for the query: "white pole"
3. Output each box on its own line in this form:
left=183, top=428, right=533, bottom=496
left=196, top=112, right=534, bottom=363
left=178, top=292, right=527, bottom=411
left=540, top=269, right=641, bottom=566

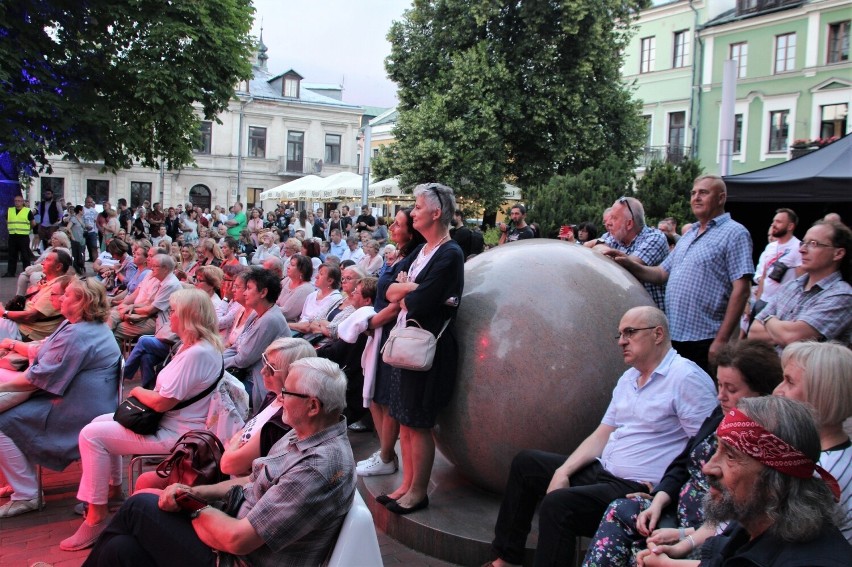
left=719, top=59, right=737, bottom=176
left=361, top=124, right=371, bottom=208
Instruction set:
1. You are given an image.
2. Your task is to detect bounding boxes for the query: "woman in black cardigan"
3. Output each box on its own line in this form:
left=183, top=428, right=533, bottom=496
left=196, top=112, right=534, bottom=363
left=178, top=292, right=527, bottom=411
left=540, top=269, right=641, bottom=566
left=583, top=340, right=782, bottom=566
left=381, top=183, right=464, bottom=515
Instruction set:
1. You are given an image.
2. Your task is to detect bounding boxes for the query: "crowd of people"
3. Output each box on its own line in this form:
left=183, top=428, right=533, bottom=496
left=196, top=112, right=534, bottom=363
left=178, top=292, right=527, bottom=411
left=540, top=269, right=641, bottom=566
left=0, top=173, right=850, bottom=565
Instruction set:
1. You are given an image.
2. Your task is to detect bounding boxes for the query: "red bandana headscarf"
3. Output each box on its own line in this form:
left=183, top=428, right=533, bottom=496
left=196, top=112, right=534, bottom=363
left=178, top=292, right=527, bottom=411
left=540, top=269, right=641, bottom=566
left=716, top=408, right=841, bottom=501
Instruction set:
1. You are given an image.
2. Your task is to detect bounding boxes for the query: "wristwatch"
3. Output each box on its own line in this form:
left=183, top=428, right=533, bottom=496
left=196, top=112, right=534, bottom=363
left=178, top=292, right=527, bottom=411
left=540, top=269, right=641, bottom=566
left=190, top=505, right=208, bottom=519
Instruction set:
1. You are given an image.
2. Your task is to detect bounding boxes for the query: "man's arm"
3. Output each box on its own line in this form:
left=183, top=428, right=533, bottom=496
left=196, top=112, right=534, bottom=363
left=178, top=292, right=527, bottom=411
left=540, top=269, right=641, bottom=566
left=192, top=508, right=265, bottom=555
left=748, top=317, right=820, bottom=347
left=604, top=250, right=669, bottom=285
left=547, top=424, right=615, bottom=493
left=709, top=277, right=751, bottom=362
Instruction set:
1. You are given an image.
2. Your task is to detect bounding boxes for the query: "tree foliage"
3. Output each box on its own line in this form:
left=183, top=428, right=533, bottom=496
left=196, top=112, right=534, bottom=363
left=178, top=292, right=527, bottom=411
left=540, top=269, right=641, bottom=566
left=373, top=0, right=649, bottom=211
left=634, top=158, right=704, bottom=227
left=524, top=156, right=634, bottom=238
left=0, top=0, right=256, bottom=173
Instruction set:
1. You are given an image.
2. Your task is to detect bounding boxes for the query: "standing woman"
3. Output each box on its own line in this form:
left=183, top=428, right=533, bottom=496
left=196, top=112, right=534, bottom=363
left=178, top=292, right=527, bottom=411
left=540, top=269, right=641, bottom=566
left=357, top=207, right=424, bottom=475
left=382, top=183, right=464, bottom=514
left=247, top=208, right=264, bottom=246
left=179, top=208, right=199, bottom=246
left=62, top=288, right=224, bottom=550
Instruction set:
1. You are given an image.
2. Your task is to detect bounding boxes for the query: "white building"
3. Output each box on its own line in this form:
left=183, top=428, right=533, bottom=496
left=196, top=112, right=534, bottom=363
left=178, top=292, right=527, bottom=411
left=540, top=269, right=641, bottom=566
left=38, top=39, right=364, bottom=211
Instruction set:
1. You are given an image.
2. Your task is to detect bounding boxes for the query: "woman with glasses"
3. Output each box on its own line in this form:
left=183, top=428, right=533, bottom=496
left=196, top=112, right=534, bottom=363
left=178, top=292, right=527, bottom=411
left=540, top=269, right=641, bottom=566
left=194, top=265, right=228, bottom=320
left=61, top=288, right=224, bottom=550
left=0, top=278, right=120, bottom=519
left=358, top=239, right=384, bottom=276
left=379, top=183, right=464, bottom=515
left=306, top=265, right=367, bottom=345
left=250, top=231, right=281, bottom=266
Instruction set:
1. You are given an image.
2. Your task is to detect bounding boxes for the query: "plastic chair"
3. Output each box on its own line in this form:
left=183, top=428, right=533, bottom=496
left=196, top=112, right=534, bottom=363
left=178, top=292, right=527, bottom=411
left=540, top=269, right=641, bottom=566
left=324, top=491, right=383, bottom=567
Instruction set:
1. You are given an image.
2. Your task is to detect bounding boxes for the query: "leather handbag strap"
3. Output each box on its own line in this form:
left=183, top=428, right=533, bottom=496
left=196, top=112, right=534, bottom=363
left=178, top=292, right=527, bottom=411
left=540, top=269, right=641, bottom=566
left=407, top=318, right=452, bottom=340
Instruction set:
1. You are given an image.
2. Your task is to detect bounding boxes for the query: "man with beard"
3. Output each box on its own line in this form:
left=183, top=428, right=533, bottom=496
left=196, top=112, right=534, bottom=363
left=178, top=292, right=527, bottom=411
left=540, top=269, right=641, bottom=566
left=637, top=396, right=850, bottom=565
left=753, top=208, right=803, bottom=305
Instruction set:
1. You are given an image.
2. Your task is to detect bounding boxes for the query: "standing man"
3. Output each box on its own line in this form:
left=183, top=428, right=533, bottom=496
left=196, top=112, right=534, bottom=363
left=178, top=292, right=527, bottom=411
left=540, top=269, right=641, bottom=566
left=82, top=196, right=100, bottom=263
left=451, top=209, right=473, bottom=260
left=117, top=199, right=132, bottom=234
left=485, top=306, right=717, bottom=567
left=164, top=207, right=181, bottom=241
left=37, top=188, right=64, bottom=247
left=590, top=197, right=668, bottom=311
left=313, top=207, right=326, bottom=239
left=498, top=204, right=535, bottom=244
left=355, top=205, right=376, bottom=235
left=5, top=195, right=34, bottom=277
left=607, top=175, right=753, bottom=374
left=225, top=202, right=246, bottom=238
left=754, top=208, right=803, bottom=305
left=147, top=202, right=165, bottom=236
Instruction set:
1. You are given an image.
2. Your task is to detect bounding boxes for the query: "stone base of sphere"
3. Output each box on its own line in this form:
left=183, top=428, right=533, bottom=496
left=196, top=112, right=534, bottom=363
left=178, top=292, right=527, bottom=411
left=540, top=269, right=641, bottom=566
left=434, top=240, right=656, bottom=493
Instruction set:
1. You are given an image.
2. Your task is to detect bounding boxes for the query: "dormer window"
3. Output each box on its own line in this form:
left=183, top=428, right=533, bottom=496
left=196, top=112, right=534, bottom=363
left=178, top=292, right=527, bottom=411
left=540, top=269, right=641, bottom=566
left=283, top=72, right=301, bottom=98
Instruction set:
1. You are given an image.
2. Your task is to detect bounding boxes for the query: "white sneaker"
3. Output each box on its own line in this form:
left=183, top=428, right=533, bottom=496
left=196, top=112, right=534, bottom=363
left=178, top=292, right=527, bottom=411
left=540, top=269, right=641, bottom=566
left=357, top=450, right=381, bottom=469
left=356, top=453, right=398, bottom=477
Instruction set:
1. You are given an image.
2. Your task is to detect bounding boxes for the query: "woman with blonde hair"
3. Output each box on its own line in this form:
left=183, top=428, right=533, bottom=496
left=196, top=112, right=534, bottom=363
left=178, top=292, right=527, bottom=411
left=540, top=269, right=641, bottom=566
left=61, top=288, right=224, bottom=551
left=197, top=238, right=224, bottom=268
left=0, top=278, right=121, bottom=518
left=195, top=265, right=228, bottom=320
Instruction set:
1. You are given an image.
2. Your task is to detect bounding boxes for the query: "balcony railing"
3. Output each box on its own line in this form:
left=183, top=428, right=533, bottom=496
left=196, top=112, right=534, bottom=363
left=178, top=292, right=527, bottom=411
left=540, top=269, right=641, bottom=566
left=638, top=145, right=692, bottom=168
left=278, top=156, right=324, bottom=176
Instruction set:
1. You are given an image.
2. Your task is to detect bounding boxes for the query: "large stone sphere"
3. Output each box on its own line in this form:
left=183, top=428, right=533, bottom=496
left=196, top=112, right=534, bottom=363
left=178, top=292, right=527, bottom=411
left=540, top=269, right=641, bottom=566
left=433, top=240, right=656, bottom=493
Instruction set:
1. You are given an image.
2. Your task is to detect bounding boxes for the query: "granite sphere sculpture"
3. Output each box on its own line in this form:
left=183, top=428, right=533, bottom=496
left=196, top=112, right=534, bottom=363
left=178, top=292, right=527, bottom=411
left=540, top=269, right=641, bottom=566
left=433, top=240, right=656, bottom=493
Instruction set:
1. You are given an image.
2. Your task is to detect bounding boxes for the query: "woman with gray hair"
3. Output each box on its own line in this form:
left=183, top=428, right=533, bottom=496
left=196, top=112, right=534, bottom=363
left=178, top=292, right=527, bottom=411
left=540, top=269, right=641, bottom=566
left=380, top=183, right=464, bottom=515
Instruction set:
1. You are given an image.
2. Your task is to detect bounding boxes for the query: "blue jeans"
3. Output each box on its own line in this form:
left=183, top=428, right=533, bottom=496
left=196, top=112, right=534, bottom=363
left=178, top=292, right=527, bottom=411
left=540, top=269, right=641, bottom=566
left=124, top=336, right=172, bottom=388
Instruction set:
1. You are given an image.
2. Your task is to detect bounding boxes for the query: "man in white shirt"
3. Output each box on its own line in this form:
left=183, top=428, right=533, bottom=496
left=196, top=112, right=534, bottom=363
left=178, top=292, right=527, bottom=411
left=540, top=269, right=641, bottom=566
left=754, top=208, right=803, bottom=304
left=340, top=236, right=364, bottom=263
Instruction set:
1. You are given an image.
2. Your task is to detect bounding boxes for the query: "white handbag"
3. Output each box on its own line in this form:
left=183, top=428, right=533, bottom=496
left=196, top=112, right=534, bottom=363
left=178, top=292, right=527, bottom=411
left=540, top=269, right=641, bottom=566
left=381, top=319, right=450, bottom=372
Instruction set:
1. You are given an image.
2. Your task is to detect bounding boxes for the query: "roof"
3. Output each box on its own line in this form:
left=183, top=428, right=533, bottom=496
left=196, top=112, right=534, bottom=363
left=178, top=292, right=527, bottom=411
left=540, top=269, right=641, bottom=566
left=243, top=66, right=362, bottom=111
left=701, top=0, right=805, bottom=29
left=369, top=107, right=398, bottom=127
left=724, top=135, right=852, bottom=203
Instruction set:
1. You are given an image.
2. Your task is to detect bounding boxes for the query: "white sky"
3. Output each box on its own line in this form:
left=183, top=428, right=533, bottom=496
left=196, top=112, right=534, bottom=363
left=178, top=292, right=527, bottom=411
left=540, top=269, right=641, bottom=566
left=250, top=0, right=411, bottom=109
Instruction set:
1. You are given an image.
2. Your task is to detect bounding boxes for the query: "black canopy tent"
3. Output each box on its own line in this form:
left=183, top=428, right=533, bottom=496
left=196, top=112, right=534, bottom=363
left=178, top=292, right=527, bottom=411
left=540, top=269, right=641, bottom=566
left=723, top=136, right=851, bottom=261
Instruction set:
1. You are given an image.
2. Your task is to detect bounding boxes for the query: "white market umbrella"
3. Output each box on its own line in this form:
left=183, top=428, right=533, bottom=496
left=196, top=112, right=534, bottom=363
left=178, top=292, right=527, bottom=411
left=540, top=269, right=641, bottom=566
left=259, top=175, right=321, bottom=200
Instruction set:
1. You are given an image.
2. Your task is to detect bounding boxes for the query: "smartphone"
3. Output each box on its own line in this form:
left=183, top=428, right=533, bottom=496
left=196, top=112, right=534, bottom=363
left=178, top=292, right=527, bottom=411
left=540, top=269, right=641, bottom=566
left=175, top=491, right=208, bottom=513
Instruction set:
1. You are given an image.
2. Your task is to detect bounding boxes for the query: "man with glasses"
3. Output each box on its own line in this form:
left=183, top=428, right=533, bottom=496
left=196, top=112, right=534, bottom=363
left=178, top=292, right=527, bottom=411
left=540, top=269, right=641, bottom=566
left=485, top=306, right=716, bottom=567
left=498, top=204, right=535, bottom=245
left=606, top=175, right=753, bottom=376
left=591, top=197, right=668, bottom=311
left=83, top=357, right=356, bottom=567
left=0, top=249, right=71, bottom=341
left=749, top=220, right=851, bottom=349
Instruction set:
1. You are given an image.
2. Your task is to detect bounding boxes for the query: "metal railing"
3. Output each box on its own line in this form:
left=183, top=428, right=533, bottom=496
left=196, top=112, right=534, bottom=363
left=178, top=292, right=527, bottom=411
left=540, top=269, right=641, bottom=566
left=637, top=145, right=692, bottom=167
left=278, top=156, right=324, bottom=176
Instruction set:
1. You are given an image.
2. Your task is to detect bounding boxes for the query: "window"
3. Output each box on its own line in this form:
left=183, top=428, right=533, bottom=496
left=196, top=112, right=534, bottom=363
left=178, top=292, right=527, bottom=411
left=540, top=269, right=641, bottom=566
left=325, top=134, right=341, bottom=165
left=828, top=21, right=850, bottom=63
left=730, top=42, right=748, bottom=79
left=40, top=177, right=64, bottom=200
left=733, top=114, right=743, bottom=155
left=768, top=110, right=789, bottom=152
left=642, top=115, right=653, bottom=147
left=667, top=112, right=686, bottom=162
left=248, top=126, right=266, bottom=158
left=774, top=33, right=795, bottom=73
left=820, top=103, right=848, bottom=140
left=640, top=37, right=656, bottom=73
left=673, top=30, right=689, bottom=68
left=194, top=121, right=212, bottom=154
left=286, top=130, right=304, bottom=172
left=86, top=180, right=109, bottom=204
left=247, top=188, right=262, bottom=210
left=130, top=182, right=152, bottom=208
left=284, top=77, right=300, bottom=98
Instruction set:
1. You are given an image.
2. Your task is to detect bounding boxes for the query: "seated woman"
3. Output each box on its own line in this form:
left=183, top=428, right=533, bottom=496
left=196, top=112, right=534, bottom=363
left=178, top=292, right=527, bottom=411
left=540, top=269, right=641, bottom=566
left=250, top=231, right=281, bottom=265
left=196, top=238, right=224, bottom=269
left=357, top=239, right=384, bottom=276
left=289, top=263, right=343, bottom=336
left=134, top=337, right=316, bottom=491
left=98, top=238, right=137, bottom=293
left=195, top=265, right=228, bottom=320
left=223, top=268, right=290, bottom=411
left=276, top=254, right=315, bottom=323
left=175, top=243, right=198, bottom=283
left=308, top=264, right=367, bottom=344
left=15, top=230, right=72, bottom=296
left=61, top=288, right=225, bottom=551
left=110, top=241, right=151, bottom=305
left=0, top=278, right=121, bottom=518
left=583, top=340, right=782, bottom=566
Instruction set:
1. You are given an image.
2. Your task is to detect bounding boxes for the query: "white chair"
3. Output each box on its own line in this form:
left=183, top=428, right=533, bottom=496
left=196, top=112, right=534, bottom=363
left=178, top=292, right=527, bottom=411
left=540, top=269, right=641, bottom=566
left=324, top=491, right=383, bottom=567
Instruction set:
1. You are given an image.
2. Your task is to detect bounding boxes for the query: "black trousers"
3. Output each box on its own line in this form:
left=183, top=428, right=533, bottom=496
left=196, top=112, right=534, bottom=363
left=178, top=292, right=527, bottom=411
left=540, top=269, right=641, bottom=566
left=6, top=234, right=31, bottom=275
left=83, top=493, right=217, bottom=567
left=491, top=450, right=646, bottom=567
left=671, top=339, right=714, bottom=378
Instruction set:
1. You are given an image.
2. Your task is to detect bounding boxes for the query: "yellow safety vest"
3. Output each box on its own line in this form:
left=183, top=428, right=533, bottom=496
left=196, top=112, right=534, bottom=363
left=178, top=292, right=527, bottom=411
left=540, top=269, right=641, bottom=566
left=7, top=206, right=31, bottom=236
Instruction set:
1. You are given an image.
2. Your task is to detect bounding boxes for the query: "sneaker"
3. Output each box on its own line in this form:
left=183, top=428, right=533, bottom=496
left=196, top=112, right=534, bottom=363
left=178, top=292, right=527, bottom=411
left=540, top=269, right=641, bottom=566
left=0, top=498, right=39, bottom=518
left=356, top=450, right=381, bottom=469
left=357, top=453, right=398, bottom=477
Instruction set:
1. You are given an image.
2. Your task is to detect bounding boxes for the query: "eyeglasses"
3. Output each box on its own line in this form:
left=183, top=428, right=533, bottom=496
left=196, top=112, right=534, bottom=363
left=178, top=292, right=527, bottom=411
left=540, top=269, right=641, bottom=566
left=427, top=183, right=444, bottom=211
left=279, top=386, right=312, bottom=400
left=618, top=197, right=635, bottom=221
left=799, top=240, right=835, bottom=250
left=341, top=276, right=358, bottom=281
left=615, top=326, right=658, bottom=340
left=261, top=352, right=281, bottom=373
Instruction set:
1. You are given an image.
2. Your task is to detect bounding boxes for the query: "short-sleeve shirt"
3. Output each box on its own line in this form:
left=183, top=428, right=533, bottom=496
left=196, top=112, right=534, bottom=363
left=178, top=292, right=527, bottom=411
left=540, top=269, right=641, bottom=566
left=756, top=271, right=852, bottom=347
left=756, top=237, right=803, bottom=301
left=19, top=277, right=64, bottom=340
left=599, top=348, right=717, bottom=484
left=227, top=211, right=247, bottom=238
left=661, top=213, right=753, bottom=341
left=507, top=225, right=534, bottom=242
left=603, top=225, right=669, bottom=311
left=156, top=340, right=222, bottom=432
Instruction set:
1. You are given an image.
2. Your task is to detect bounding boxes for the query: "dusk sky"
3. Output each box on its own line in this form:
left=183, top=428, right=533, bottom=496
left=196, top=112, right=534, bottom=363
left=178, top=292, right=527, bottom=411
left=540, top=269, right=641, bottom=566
left=250, top=0, right=411, bottom=109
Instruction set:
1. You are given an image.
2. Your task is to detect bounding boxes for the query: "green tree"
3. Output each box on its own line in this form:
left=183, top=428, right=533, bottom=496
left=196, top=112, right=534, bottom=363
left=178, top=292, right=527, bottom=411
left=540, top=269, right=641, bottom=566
left=525, top=156, right=634, bottom=238
left=634, top=158, right=704, bottom=227
left=373, top=0, right=649, bottom=211
left=0, top=0, right=255, bottom=173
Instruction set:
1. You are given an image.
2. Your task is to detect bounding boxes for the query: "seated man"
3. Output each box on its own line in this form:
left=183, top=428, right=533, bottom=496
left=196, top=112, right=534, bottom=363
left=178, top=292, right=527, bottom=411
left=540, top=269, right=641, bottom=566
left=638, top=396, right=850, bottom=565
left=749, top=220, right=851, bottom=349
left=0, top=249, right=72, bottom=341
left=485, top=306, right=718, bottom=567
left=82, top=358, right=356, bottom=567
left=110, top=250, right=181, bottom=341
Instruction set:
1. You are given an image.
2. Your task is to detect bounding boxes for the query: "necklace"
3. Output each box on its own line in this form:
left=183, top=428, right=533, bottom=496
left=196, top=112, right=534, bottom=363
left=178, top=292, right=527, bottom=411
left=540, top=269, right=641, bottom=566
left=424, top=233, right=450, bottom=255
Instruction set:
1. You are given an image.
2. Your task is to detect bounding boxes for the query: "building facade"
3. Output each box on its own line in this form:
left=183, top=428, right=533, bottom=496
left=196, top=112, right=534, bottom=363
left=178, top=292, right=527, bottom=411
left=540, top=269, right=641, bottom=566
left=35, top=41, right=364, bottom=211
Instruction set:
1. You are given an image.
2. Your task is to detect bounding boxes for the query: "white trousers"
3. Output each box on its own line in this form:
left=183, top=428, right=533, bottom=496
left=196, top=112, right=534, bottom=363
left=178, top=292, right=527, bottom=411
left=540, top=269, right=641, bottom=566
left=0, top=430, right=38, bottom=500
